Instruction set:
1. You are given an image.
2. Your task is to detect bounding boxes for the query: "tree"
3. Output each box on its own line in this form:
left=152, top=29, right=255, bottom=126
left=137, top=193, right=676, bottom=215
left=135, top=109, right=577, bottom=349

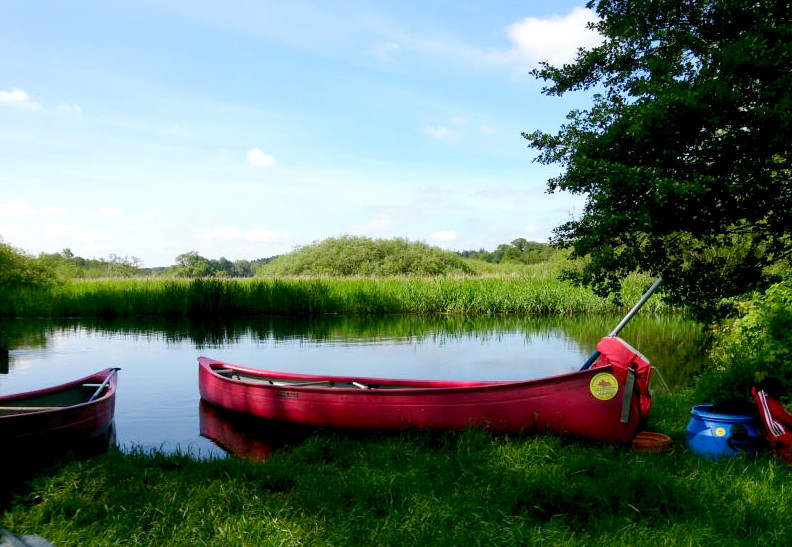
left=524, top=0, right=792, bottom=319
left=172, top=252, right=214, bottom=277
left=0, top=239, right=55, bottom=289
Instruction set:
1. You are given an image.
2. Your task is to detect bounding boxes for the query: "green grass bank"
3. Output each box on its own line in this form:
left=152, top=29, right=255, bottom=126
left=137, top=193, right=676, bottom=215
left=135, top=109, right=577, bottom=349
left=2, top=390, right=790, bottom=546
left=0, top=274, right=671, bottom=318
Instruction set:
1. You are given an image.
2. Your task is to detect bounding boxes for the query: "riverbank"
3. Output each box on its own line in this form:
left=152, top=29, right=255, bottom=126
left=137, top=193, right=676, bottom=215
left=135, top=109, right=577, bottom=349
left=0, top=274, right=671, bottom=318
left=2, top=390, right=790, bottom=546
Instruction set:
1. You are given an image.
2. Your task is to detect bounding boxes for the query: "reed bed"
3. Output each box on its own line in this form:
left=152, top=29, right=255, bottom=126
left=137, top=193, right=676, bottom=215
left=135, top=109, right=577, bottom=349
left=0, top=275, right=671, bottom=318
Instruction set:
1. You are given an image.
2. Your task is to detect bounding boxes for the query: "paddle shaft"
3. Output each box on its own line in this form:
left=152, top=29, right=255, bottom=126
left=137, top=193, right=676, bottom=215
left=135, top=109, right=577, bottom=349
left=87, top=368, right=119, bottom=402
left=580, top=276, right=663, bottom=370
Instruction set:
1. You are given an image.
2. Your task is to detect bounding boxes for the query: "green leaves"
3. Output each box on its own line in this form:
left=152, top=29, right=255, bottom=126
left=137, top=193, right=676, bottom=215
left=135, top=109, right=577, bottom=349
left=527, top=0, right=792, bottom=320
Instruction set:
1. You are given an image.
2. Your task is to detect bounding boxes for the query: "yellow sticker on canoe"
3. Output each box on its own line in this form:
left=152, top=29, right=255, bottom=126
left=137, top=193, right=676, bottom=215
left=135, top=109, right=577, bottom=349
left=590, top=373, right=619, bottom=401
left=715, top=427, right=727, bottom=437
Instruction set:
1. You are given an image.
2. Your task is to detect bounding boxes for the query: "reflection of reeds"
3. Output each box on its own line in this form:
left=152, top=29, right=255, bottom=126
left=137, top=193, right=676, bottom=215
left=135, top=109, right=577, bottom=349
left=2, top=310, right=704, bottom=387
left=0, top=275, right=672, bottom=318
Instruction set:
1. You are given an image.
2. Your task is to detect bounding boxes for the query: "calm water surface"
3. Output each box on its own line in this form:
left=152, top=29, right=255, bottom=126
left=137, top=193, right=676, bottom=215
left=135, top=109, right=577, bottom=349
left=0, top=315, right=702, bottom=458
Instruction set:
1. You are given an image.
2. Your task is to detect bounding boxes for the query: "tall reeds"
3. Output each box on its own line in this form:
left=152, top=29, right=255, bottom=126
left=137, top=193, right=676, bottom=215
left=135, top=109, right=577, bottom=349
left=0, top=275, right=671, bottom=318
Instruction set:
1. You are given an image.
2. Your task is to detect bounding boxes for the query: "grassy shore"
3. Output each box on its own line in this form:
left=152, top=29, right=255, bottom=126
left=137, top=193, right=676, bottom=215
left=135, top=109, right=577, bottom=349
left=2, top=391, right=790, bottom=546
left=0, top=274, right=670, bottom=318
left=2, top=272, right=730, bottom=546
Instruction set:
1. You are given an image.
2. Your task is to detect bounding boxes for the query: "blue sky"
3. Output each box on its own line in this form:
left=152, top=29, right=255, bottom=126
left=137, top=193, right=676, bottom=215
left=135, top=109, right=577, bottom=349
left=0, top=1, right=600, bottom=267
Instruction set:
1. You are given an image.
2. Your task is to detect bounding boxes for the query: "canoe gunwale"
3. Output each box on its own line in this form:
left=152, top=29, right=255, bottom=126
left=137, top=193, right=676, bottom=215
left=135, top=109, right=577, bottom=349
left=0, top=368, right=119, bottom=419
left=199, top=357, right=606, bottom=396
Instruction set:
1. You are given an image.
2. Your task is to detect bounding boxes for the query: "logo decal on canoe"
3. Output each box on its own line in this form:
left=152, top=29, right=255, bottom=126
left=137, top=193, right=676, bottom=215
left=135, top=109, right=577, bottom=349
left=590, top=373, right=619, bottom=401
left=715, top=427, right=726, bottom=437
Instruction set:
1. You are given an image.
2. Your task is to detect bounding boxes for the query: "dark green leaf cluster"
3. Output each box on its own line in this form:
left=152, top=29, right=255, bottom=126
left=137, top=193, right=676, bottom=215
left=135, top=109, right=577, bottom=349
left=260, top=235, right=474, bottom=277
left=526, top=0, right=792, bottom=320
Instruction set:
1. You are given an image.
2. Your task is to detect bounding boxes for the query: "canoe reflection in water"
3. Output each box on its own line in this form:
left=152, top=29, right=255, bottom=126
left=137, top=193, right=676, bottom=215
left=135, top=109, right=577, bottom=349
left=199, top=400, right=315, bottom=461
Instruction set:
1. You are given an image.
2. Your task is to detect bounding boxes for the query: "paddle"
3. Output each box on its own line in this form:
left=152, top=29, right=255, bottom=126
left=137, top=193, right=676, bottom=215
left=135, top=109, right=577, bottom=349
left=579, top=276, right=663, bottom=370
left=87, top=368, right=120, bottom=402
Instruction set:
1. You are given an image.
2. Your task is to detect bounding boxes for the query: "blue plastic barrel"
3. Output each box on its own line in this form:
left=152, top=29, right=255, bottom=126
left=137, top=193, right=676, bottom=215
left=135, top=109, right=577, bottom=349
left=685, top=405, right=762, bottom=460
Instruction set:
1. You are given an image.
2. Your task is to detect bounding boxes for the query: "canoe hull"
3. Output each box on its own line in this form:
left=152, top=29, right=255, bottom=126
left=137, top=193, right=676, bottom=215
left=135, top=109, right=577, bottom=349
left=199, top=337, right=652, bottom=444
left=0, top=369, right=119, bottom=453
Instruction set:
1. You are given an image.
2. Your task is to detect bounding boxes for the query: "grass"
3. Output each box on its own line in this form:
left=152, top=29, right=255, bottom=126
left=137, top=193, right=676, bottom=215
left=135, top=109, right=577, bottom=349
left=2, top=391, right=790, bottom=546
left=0, top=274, right=672, bottom=318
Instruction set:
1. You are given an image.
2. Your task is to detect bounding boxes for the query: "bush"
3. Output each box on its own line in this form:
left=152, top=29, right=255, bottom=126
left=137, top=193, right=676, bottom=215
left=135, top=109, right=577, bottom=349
left=0, top=240, right=56, bottom=290
left=259, top=236, right=475, bottom=277
left=695, top=276, right=792, bottom=404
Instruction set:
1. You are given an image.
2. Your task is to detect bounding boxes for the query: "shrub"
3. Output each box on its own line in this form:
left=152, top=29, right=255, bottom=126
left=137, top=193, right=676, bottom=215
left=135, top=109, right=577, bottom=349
left=259, top=236, right=474, bottom=277
left=0, top=240, right=57, bottom=290
left=695, top=276, right=792, bottom=404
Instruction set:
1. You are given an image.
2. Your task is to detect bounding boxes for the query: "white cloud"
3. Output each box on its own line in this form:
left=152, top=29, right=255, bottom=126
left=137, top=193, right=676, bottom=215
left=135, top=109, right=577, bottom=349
left=424, top=124, right=457, bottom=141
left=74, top=229, right=110, bottom=244
left=353, top=216, right=394, bottom=234
left=245, top=228, right=280, bottom=242
left=505, top=8, right=602, bottom=66
left=247, top=148, right=277, bottom=167
left=523, top=224, right=542, bottom=234
left=200, top=227, right=280, bottom=242
left=43, top=222, right=70, bottom=237
left=57, top=103, right=83, bottom=115
left=96, top=207, right=122, bottom=218
left=479, top=124, right=496, bottom=134
left=0, top=199, right=36, bottom=218
left=0, top=201, right=70, bottom=219
left=430, top=230, right=457, bottom=242
left=41, top=222, right=109, bottom=245
left=449, top=116, right=467, bottom=127
left=0, top=88, right=82, bottom=114
left=0, top=88, right=42, bottom=110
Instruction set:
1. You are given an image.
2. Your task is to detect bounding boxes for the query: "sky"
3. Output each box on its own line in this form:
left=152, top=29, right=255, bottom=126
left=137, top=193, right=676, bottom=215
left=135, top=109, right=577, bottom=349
left=0, top=1, right=601, bottom=267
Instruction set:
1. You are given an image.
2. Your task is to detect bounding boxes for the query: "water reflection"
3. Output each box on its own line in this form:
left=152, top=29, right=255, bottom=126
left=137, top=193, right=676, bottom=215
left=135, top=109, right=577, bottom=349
left=199, top=400, right=313, bottom=461
left=0, top=314, right=705, bottom=385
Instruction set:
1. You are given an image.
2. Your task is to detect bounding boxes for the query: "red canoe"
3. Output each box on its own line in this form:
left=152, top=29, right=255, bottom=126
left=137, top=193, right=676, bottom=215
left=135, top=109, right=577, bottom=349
left=199, top=337, right=652, bottom=444
left=0, top=368, right=119, bottom=455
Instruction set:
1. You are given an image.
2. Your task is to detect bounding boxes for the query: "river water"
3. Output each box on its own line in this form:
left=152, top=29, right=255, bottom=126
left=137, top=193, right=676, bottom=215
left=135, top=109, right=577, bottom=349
left=0, top=314, right=702, bottom=458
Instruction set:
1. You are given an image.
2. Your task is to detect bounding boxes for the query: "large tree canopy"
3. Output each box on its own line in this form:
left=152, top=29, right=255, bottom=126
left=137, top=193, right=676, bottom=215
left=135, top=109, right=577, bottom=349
left=525, top=0, right=792, bottom=319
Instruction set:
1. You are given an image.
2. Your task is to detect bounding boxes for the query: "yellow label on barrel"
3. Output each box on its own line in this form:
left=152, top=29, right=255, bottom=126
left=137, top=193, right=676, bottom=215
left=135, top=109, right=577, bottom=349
left=715, top=427, right=727, bottom=437
left=590, top=373, right=619, bottom=401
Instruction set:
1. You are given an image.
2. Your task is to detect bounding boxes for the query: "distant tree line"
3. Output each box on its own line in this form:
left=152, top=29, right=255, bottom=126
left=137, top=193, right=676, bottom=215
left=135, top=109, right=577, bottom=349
left=169, top=252, right=275, bottom=278
left=456, top=238, right=553, bottom=265
left=37, top=248, right=143, bottom=278
left=1, top=236, right=553, bottom=282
